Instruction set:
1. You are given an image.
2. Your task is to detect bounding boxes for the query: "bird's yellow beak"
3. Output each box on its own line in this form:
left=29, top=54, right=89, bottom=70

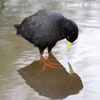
left=67, top=41, right=72, bottom=51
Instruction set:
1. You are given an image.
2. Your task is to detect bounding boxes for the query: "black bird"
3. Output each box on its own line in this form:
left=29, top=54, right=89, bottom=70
left=14, top=10, right=78, bottom=71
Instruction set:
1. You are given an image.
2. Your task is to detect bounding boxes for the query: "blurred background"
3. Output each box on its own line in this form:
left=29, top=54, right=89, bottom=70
left=0, top=0, right=100, bottom=100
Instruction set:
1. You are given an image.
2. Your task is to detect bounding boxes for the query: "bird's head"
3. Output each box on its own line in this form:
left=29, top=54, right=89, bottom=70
left=64, top=19, right=79, bottom=51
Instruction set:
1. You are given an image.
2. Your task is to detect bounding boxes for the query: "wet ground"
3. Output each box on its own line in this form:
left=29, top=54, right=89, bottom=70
left=0, top=0, right=100, bottom=100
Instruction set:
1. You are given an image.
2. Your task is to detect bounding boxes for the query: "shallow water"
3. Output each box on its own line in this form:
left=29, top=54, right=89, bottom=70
left=0, top=0, right=100, bottom=100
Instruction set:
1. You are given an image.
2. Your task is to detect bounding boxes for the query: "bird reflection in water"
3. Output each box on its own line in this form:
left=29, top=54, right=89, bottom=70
left=18, top=53, right=83, bottom=99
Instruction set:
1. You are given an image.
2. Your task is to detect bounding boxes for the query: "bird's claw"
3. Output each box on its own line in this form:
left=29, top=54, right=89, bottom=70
left=40, top=56, right=62, bottom=71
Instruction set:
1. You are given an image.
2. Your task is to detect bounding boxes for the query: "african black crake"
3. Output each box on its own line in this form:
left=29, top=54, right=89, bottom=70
left=14, top=10, right=78, bottom=71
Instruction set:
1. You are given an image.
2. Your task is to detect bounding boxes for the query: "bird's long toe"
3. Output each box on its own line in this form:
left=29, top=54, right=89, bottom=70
left=40, top=55, right=62, bottom=71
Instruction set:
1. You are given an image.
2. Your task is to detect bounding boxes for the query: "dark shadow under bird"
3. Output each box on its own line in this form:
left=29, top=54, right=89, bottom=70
left=18, top=53, right=83, bottom=99
left=14, top=10, right=79, bottom=71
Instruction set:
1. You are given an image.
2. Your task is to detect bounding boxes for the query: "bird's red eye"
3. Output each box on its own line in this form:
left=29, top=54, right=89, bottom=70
left=67, top=36, right=69, bottom=40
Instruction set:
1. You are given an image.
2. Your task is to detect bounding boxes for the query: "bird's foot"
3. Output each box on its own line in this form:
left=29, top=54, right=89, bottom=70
left=40, top=55, right=62, bottom=71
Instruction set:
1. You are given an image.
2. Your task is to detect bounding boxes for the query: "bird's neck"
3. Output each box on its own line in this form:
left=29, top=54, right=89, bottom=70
left=58, top=33, right=66, bottom=41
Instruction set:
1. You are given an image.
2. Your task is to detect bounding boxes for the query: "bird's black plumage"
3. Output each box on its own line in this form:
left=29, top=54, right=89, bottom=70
left=14, top=10, right=78, bottom=54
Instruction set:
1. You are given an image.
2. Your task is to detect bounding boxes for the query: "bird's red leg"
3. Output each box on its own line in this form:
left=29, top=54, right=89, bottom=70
left=40, top=54, right=61, bottom=71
